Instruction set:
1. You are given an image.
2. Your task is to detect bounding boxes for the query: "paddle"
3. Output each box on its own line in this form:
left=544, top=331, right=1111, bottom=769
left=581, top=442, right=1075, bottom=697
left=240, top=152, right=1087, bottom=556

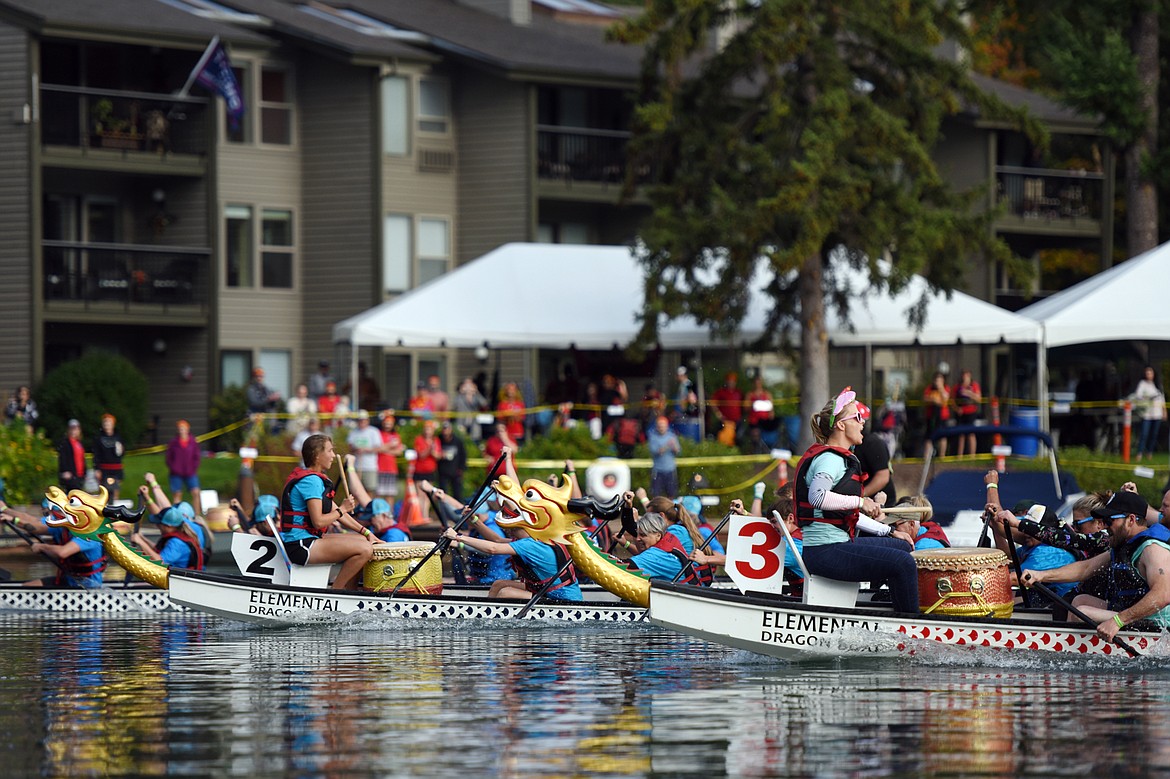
left=1001, top=521, right=1033, bottom=608
left=976, top=508, right=994, bottom=548
left=3, top=518, right=69, bottom=577
left=634, top=510, right=734, bottom=623
left=514, top=513, right=618, bottom=619
left=388, top=451, right=508, bottom=597
left=669, top=510, right=732, bottom=585
left=1025, top=578, right=1140, bottom=658
left=427, top=491, right=468, bottom=586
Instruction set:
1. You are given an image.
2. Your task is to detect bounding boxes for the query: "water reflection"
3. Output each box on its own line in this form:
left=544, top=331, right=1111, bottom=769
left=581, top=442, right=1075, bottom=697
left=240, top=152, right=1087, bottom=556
left=1, top=615, right=1169, bottom=777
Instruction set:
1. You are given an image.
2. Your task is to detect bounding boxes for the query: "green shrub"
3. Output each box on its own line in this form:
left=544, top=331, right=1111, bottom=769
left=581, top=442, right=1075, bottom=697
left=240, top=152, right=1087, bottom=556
left=209, top=386, right=249, bottom=452
left=0, top=423, right=57, bottom=505
left=36, top=352, right=149, bottom=445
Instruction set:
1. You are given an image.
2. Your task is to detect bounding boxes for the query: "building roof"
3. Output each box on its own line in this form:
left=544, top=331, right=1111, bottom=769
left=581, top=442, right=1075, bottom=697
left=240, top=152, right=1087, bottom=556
left=0, top=0, right=271, bottom=46
left=969, top=72, right=1098, bottom=132
left=342, top=0, right=643, bottom=83
left=227, top=0, right=437, bottom=63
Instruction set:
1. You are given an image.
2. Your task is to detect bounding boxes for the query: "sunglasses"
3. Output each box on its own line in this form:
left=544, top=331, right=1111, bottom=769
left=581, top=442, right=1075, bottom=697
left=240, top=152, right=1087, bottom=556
left=1101, top=513, right=1127, bottom=527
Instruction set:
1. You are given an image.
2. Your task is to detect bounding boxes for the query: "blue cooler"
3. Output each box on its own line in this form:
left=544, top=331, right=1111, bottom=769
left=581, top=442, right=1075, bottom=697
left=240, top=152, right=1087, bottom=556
left=1007, top=409, right=1041, bottom=457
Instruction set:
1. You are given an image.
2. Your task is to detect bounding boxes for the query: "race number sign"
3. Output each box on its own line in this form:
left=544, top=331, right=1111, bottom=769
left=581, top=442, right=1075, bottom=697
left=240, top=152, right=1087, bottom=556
left=724, top=514, right=788, bottom=595
left=231, top=533, right=291, bottom=585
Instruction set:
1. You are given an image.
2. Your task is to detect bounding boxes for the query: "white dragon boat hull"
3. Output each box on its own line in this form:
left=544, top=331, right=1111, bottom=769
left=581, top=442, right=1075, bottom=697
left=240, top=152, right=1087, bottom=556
left=168, top=570, right=646, bottom=625
left=647, top=582, right=1165, bottom=659
left=0, top=582, right=184, bottom=614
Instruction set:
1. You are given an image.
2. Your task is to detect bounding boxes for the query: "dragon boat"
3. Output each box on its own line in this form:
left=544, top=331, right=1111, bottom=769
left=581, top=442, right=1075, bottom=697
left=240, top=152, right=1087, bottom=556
left=42, top=481, right=1167, bottom=658
left=39, top=481, right=658, bottom=625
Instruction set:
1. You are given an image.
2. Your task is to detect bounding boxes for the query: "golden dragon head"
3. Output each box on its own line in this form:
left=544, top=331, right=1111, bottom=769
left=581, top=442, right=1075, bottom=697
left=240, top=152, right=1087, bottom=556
left=492, top=475, right=587, bottom=544
left=44, top=485, right=111, bottom=539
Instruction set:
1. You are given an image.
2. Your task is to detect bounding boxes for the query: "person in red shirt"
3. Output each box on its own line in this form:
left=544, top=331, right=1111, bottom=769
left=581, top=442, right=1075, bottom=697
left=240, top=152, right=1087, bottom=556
left=710, top=372, right=744, bottom=442
left=317, top=381, right=342, bottom=427
left=411, top=420, right=442, bottom=523
left=497, top=382, right=526, bottom=443
left=951, top=369, right=982, bottom=457
left=377, top=411, right=405, bottom=513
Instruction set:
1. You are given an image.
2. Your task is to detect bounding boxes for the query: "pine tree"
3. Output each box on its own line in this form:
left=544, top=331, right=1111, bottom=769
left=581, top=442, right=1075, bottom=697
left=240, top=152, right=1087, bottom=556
left=612, top=0, right=1027, bottom=449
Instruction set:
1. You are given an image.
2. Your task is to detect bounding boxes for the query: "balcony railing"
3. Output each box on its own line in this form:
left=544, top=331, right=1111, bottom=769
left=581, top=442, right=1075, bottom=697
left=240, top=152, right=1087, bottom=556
left=995, top=166, right=1103, bottom=224
left=44, top=241, right=210, bottom=310
left=40, top=85, right=210, bottom=156
left=537, top=125, right=632, bottom=184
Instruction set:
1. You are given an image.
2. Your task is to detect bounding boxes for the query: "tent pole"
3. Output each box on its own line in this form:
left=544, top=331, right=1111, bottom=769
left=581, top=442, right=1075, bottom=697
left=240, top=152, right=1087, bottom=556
left=1038, top=329, right=1048, bottom=445
left=696, top=348, right=706, bottom=441
left=864, top=343, right=873, bottom=408
left=350, top=342, right=359, bottom=413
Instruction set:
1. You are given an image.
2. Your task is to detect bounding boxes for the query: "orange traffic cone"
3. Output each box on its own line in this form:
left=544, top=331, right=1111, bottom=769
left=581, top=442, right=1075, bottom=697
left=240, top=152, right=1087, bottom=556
left=399, top=462, right=427, bottom=527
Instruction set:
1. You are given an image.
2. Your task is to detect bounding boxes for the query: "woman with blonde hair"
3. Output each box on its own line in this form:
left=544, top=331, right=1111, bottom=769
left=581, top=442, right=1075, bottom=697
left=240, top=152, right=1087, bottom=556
left=795, top=387, right=918, bottom=612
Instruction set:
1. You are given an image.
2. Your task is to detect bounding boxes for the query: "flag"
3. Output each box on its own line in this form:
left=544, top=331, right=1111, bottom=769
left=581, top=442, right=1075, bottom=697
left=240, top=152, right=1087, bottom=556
left=182, top=36, right=245, bottom=130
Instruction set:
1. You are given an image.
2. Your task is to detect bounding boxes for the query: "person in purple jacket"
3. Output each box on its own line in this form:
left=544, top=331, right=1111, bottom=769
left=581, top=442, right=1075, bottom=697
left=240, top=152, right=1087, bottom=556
left=165, top=419, right=203, bottom=515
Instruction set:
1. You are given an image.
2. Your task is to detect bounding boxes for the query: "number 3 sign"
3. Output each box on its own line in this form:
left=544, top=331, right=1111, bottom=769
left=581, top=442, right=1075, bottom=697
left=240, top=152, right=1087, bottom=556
left=724, top=514, right=788, bottom=594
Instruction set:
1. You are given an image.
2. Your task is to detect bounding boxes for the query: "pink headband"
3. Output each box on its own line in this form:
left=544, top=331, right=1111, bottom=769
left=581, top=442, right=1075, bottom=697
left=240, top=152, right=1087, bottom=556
left=830, top=386, right=856, bottom=428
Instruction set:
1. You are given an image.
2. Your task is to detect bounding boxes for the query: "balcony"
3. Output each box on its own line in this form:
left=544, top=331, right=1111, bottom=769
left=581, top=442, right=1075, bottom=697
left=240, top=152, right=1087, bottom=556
left=40, top=86, right=210, bottom=176
left=536, top=126, right=644, bottom=203
left=43, top=241, right=210, bottom=324
left=994, top=166, right=1104, bottom=236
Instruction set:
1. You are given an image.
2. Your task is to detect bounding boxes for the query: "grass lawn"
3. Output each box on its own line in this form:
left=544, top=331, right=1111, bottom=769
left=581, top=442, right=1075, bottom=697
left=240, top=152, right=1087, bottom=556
left=121, top=452, right=243, bottom=498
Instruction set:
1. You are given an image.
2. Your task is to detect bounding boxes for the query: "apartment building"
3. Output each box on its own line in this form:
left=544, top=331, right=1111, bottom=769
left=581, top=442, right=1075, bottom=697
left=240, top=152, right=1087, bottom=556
left=0, top=0, right=1113, bottom=436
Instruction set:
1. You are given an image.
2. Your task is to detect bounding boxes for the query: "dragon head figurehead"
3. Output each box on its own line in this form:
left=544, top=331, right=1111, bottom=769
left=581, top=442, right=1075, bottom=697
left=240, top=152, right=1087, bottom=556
left=492, top=475, right=587, bottom=544
left=44, top=485, right=111, bottom=539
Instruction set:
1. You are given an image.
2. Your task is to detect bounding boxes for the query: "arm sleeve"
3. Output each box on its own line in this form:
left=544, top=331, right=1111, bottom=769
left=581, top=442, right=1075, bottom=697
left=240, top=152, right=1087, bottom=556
left=807, top=470, right=864, bottom=511
left=855, top=517, right=891, bottom=536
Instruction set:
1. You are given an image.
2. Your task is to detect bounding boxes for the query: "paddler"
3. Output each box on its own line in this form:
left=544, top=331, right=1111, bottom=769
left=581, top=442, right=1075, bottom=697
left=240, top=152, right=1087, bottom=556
left=2, top=498, right=106, bottom=588
left=278, top=434, right=380, bottom=590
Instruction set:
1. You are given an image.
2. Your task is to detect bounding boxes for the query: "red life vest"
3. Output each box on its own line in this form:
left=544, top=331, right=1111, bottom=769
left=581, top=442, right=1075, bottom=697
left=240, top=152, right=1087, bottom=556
left=50, top=527, right=107, bottom=584
left=794, top=443, right=863, bottom=538
left=653, top=532, right=710, bottom=586
left=918, top=521, right=951, bottom=548
left=514, top=540, right=579, bottom=596
left=279, top=468, right=336, bottom=538
left=159, top=529, right=206, bottom=570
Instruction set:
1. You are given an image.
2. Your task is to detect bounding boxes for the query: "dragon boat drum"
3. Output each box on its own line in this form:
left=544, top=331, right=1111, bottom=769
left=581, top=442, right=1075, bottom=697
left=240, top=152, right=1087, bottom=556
left=911, top=547, right=1013, bottom=618
left=362, top=542, right=443, bottom=594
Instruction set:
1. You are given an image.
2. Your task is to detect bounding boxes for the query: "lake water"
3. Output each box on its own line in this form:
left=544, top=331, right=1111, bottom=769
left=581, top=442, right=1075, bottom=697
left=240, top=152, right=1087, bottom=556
left=0, top=612, right=1168, bottom=778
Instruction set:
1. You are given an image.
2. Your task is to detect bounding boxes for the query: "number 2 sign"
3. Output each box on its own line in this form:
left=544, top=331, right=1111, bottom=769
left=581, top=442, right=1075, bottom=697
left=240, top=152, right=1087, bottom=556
left=724, top=515, right=788, bottom=595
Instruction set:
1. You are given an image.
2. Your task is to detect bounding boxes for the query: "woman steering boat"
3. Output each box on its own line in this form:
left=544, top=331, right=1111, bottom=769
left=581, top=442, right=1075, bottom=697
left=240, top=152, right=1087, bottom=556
left=796, top=387, right=919, bottom=613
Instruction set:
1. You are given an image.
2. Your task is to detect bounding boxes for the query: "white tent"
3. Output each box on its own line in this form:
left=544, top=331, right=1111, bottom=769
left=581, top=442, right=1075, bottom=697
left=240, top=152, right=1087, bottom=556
left=334, top=243, right=1042, bottom=350
left=1017, top=240, right=1170, bottom=347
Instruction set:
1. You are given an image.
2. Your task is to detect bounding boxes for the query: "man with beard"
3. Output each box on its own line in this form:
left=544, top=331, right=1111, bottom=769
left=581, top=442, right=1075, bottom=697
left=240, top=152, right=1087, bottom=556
left=1023, top=491, right=1170, bottom=641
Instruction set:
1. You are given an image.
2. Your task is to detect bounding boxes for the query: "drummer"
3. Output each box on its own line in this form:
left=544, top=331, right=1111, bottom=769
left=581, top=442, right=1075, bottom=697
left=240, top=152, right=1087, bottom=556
left=3, top=498, right=106, bottom=589
left=796, top=386, right=918, bottom=613
left=278, top=434, right=380, bottom=590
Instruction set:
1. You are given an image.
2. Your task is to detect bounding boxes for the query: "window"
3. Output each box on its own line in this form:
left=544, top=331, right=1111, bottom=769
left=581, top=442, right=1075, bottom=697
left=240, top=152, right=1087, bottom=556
left=261, top=210, right=294, bottom=288
left=225, top=63, right=292, bottom=145
left=381, top=76, right=409, bottom=155
left=418, top=78, right=450, bottom=134
left=260, top=67, right=292, bottom=145
left=221, top=350, right=251, bottom=389
left=383, top=214, right=411, bottom=292
left=417, top=217, right=450, bottom=285
left=226, top=205, right=296, bottom=289
left=259, top=349, right=291, bottom=400
left=225, top=205, right=253, bottom=287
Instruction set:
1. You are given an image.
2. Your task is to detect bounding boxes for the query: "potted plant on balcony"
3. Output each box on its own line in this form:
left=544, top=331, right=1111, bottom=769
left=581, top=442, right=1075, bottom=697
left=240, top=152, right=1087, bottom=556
left=91, top=98, right=142, bottom=150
